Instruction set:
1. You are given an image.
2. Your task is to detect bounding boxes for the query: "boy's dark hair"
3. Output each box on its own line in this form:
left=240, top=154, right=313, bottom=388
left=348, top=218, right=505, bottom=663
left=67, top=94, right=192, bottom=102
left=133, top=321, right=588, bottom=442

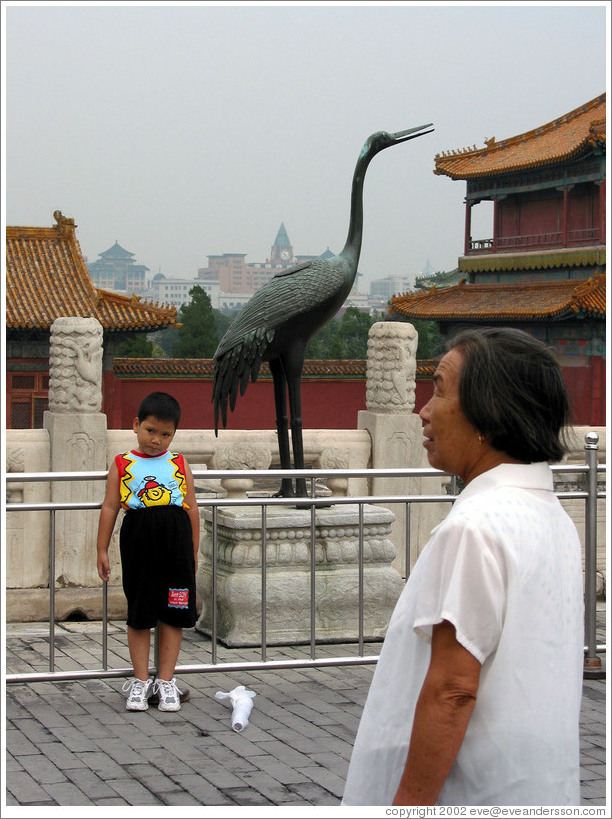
left=448, top=327, right=571, bottom=464
left=137, top=392, right=181, bottom=429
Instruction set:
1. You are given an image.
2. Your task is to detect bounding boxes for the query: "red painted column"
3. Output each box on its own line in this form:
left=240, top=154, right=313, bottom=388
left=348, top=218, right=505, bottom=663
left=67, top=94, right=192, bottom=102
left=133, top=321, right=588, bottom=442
left=562, top=186, right=569, bottom=246
left=464, top=200, right=471, bottom=255
left=492, top=197, right=498, bottom=252
left=599, top=179, right=606, bottom=243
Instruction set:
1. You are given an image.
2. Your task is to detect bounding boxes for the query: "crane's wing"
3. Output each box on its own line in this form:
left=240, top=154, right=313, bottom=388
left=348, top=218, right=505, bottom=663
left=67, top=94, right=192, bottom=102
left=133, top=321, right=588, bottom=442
left=212, top=259, right=344, bottom=430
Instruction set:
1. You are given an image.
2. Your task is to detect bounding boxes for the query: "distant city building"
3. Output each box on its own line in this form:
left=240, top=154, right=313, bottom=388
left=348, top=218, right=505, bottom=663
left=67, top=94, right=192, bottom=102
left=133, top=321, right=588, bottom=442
left=369, top=275, right=415, bottom=301
left=86, top=240, right=149, bottom=296
left=197, top=225, right=348, bottom=299
left=269, top=222, right=293, bottom=265
left=197, top=223, right=298, bottom=295
left=90, top=223, right=385, bottom=316
left=149, top=274, right=220, bottom=311
left=218, top=292, right=253, bottom=312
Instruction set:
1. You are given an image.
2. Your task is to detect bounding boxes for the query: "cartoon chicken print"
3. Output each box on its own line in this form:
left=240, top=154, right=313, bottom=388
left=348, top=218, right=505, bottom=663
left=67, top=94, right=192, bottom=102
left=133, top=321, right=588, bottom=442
left=137, top=476, right=172, bottom=507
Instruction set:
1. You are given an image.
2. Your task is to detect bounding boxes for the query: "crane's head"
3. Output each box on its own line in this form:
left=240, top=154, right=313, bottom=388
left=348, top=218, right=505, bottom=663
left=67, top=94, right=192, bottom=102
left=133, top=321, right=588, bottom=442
left=360, top=123, right=434, bottom=161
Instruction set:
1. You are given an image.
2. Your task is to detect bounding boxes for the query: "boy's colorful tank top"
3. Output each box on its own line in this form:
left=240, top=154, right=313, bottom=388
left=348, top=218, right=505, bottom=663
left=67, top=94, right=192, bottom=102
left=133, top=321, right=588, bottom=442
left=115, top=450, right=189, bottom=510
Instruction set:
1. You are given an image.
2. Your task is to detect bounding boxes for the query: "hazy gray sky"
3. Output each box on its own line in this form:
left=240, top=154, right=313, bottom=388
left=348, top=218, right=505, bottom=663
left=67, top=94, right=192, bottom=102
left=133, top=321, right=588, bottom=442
left=3, top=1, right=608, bottom=290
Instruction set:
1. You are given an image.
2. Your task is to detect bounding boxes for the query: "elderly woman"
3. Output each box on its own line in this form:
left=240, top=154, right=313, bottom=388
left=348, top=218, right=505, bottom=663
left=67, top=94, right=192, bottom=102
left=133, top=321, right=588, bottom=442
left=342, top=327, right=583, bottom=806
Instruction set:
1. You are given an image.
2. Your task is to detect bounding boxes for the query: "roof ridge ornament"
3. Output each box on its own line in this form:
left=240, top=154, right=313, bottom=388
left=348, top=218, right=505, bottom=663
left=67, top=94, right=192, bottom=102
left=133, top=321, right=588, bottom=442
left=53, top=210, right=76, bottom=235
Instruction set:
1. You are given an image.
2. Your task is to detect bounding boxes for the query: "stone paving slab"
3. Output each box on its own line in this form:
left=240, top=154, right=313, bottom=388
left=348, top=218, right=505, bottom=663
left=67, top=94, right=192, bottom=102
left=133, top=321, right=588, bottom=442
left=3, top=611, right=607, bottom=809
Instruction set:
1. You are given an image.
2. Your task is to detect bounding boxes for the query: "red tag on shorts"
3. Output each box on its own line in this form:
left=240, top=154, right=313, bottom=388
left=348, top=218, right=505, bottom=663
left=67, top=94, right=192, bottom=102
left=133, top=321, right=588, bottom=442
left=168, top=588, right=189, bottom=609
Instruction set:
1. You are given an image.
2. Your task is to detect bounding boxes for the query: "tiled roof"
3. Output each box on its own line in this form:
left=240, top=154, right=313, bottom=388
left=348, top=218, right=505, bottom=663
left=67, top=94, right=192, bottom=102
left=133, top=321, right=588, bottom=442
left=113, top=358, right=438, bottom=380
left=6, top=212, right=177, bottom=332
left=434, top=94, right=606, bottom=179
left=459, top=248, right=605, bottom=275
left=390, top=275, right=606, bottom=322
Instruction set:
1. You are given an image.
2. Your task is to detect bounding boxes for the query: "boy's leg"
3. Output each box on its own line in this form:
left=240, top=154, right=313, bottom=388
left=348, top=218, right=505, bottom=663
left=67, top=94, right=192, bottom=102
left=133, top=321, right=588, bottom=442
left=157, top=622, right=182, bottom=681
left=127, top=626, right=151, bottom=680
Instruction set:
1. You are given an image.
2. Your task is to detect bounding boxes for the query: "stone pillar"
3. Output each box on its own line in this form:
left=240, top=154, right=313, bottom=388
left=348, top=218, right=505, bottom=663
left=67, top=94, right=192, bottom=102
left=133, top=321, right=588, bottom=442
left=358, top=321, right=446, bottom=577
left=196, top=503, right=401, bottom=646
left=43, top=317, right=109, bottom=615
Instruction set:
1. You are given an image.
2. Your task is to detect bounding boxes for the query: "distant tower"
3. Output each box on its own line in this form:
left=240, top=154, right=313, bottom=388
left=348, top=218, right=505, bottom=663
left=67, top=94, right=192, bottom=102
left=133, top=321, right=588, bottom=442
left=270, top=223, right=293, bottom=266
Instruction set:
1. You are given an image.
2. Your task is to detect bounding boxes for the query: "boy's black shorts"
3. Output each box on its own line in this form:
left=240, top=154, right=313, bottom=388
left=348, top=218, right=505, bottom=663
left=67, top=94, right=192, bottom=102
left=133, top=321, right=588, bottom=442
left=120, top=505, right=197, bottom=630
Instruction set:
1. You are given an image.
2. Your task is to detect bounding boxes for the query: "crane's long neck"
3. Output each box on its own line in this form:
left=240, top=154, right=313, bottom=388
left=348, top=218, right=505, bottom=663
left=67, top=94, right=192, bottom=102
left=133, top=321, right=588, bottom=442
left=339, top=150, right=375, bottom=274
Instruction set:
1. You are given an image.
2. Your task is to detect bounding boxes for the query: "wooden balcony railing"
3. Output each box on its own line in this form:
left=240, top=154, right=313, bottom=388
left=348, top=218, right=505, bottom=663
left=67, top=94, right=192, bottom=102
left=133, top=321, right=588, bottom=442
left=469, top=227, right=601, bottom=254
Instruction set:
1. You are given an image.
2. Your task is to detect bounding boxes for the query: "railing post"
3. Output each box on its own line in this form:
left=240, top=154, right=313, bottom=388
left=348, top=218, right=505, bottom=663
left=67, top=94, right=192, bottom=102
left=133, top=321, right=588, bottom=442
left=261, top=504, right=267, bottom=662
left=583, top=431, right=604, bottom=679
left=102, top=581, right=108, bottom=670
left=49, top=509, right=56, bottom=672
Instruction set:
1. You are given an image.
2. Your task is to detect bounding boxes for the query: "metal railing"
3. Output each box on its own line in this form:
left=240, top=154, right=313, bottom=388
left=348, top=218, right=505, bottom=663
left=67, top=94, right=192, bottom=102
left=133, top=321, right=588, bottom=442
left=5, top=434, right=606, bottom=685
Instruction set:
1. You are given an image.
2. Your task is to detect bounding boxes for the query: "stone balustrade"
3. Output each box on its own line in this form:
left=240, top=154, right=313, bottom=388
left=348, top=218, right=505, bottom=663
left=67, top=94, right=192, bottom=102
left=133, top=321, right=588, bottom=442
left=5, top=317, right=607, bottom=626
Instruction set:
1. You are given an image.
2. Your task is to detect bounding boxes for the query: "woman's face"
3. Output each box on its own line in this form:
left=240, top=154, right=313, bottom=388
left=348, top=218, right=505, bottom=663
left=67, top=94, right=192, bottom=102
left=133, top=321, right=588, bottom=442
left=419, top=348, right=482, bottom=481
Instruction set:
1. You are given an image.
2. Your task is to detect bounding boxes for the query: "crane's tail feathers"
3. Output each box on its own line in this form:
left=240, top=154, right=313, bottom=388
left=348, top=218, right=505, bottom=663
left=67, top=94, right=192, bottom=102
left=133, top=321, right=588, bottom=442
left=212, top=328, right=274, bottom=432
left=247, top=354, right=261, bottom=390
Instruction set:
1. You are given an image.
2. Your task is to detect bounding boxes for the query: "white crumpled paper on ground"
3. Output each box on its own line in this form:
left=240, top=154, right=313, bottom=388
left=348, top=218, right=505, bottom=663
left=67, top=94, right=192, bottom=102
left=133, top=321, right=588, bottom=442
left=215, top=685, right=256, bottom=732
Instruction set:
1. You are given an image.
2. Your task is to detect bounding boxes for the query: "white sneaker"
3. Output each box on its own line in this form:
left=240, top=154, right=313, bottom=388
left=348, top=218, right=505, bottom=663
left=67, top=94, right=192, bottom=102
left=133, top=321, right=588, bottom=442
left=123, top=677, right=154, bottom=711
left=154, top=677, right=182, bottom=712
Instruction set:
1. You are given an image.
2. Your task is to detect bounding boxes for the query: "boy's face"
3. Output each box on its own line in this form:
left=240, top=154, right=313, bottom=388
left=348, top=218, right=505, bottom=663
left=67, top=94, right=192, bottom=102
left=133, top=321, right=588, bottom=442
left=133, top=415, right=177, bottom=456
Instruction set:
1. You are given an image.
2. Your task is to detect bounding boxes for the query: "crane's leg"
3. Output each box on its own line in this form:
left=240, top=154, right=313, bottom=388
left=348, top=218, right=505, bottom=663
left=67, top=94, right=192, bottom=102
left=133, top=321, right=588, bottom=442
left=270, top=358, right=295, bottom=498
left=286, top=374, right=308, bottom=499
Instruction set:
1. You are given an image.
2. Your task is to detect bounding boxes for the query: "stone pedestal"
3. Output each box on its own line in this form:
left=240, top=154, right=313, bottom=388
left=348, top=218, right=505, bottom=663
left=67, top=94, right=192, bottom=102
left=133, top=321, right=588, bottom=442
left=195, top=503, right=402, bottom=646
left=6, top=431, right=51, bottom=592
left=44, top=412, right=108, bottom=588
left=43, top=316, right=107, bottom=596
left=359, top=321, right=446, bottom=576
left=358, top=410, right=447, bottom=577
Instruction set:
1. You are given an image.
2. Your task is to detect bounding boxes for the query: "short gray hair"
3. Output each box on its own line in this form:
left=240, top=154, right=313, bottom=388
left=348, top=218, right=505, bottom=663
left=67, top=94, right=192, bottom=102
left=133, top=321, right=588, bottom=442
left=448, top=327, right=571, bottom=463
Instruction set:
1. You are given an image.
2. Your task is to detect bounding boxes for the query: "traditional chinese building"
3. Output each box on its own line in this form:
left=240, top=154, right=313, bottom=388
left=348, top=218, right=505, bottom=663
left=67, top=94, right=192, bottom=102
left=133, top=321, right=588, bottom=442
left=5, top=211, right=177, bottom=428
left=86, top=239, right=150, bottom=295
left=391, top=93, right=606, bottom=425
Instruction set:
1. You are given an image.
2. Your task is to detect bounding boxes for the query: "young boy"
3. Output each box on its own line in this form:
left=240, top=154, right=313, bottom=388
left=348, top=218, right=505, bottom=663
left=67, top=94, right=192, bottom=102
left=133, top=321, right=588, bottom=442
left=96, top=392, right=200, bottom=712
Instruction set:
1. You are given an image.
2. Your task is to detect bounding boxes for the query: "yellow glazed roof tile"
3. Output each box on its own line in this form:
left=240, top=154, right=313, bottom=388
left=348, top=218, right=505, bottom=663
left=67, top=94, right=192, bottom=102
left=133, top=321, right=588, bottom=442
left=6, top=212, right=177, bottom=331
left=390, top=275, right=606, bottom=321
left=434, top=94, right=606, bottom=179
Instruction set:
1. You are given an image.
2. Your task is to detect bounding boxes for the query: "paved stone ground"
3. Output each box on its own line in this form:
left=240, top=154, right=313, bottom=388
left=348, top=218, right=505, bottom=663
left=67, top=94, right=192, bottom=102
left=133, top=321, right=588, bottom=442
left=4, top=607, right=607, bottom=809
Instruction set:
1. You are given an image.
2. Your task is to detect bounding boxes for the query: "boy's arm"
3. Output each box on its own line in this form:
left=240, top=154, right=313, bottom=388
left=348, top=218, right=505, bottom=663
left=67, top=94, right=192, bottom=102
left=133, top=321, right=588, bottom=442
left=183, top=459, right=200, bottom=569
left=96, top=460, right=121, bottom=582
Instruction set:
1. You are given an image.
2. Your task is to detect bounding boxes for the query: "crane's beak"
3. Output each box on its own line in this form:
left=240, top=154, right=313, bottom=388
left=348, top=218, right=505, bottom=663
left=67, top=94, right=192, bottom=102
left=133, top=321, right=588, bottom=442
left=391, top=123, right=434, bottom=143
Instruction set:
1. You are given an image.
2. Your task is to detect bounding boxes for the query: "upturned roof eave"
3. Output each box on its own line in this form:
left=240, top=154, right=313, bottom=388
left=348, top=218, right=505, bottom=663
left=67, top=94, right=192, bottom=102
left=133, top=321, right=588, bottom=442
left=6, top=213, right=178, bottom=332
left=433, top=93, right=606, bottom=180
left=389, top=275, right=606, bottom=323
left=434, top=142, right=600, bottom=180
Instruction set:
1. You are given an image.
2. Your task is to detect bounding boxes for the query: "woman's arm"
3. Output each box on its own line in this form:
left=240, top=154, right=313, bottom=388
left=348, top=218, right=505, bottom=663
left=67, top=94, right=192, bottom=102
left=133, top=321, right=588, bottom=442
left=392, top=619, right=481, bottom=805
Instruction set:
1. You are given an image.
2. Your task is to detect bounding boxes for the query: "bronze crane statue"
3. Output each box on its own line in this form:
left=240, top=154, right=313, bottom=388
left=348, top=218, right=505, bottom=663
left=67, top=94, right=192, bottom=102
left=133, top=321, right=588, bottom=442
left=212, top=123, right=434, bottom=499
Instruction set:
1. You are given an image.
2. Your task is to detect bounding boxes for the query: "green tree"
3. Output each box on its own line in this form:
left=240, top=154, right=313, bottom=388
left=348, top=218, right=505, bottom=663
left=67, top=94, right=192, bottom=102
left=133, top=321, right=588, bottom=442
left=173, top=286, right=219, bottom=358
left=116, top=332, right=156, bottom=358
left=150, top=302, right=230, bottom=358
left=305, top=307, right=381, bottom=359
left=149, top=326, right=179, bottom=357
left=305, top=317, right=340, bottom=358
left=335, top=306, right=377, bottom=358
left=391, top=315, right=445, bottom=359
left=213, top=310, right=233, bottom=341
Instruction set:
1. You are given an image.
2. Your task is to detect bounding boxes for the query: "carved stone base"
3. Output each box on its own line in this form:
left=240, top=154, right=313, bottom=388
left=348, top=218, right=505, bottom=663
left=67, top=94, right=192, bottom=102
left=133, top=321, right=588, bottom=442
left=195, top=503, right=403, bottom=646
left=5, top=587, right=128, bottom=622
